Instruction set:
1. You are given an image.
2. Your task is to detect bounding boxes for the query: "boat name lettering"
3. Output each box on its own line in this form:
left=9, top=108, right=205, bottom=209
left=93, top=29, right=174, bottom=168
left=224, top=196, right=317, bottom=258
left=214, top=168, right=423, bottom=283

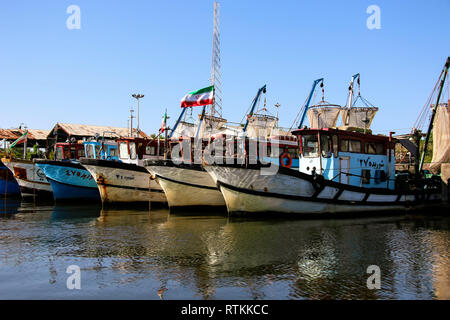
left=358, top=157, right=384, bottom=169
left=115, top=174, right=134, bottom=180
left=65, top=170, right=93, bottom=180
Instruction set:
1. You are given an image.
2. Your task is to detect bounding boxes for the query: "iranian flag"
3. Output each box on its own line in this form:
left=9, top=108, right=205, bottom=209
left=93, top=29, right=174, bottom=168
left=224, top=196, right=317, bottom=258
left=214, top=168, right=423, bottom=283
left=161, top=110, right=167, bottom=133
left=9, top=130, right=28, bottom=148
left=180, top=85, right=214, bottom=108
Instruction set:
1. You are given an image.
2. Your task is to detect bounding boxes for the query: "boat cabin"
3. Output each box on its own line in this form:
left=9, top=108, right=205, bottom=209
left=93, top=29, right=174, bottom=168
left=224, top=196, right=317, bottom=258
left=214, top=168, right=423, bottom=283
left=247, top=135, right=299, bottom=169
left=54, top=141, right=119, bottom=161
left=292, top=128, right=396, bottom=189
left=168, top=134, right=299, bottom=168
left=54, top=143, right=85, bottom=160
left=117, top=137, right=165, bottom=165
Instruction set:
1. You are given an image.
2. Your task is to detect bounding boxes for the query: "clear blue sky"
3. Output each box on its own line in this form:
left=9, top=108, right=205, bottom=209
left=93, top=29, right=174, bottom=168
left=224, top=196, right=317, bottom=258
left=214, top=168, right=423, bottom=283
left=0, top=0, right=449, bottom=135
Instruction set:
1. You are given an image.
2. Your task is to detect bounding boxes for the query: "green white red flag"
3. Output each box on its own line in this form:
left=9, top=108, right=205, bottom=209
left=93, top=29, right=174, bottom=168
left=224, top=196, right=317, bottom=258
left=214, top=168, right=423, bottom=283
left=180, top=85, right=214, bottom=108
left=9, top=130, right=28, bottom=148
left=161, top=110, right=167, bottom=133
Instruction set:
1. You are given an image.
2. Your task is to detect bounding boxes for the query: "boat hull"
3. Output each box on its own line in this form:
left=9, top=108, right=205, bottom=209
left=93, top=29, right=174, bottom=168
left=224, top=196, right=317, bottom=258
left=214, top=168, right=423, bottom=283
left=0, top=161, right=21, bottom=197
left=144, top=160, right=226, bottom=211
left=34, top=160, right=100, bottom=202
left=205, top=164, right=442, bottom=216
left=81, top=159, right=166, bottom=205
left=1, top=158, right=53, bottom=198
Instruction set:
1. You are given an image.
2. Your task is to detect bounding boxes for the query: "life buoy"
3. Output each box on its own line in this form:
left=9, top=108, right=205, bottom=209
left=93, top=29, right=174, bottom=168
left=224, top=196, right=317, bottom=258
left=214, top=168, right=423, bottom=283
left=280, top=152, right=292, bottom=168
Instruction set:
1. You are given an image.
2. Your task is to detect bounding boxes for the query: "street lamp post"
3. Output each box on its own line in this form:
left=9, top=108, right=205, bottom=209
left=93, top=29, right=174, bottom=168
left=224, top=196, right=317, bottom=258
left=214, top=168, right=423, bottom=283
left=132, top=94, right=144, bottom=136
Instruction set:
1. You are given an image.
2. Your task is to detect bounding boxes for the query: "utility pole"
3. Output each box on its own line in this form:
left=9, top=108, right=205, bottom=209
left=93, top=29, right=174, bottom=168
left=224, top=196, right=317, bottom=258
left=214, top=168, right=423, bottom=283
left=129, top=106, right=135, bottom=137
left=132, top=94, right=144, bottom=136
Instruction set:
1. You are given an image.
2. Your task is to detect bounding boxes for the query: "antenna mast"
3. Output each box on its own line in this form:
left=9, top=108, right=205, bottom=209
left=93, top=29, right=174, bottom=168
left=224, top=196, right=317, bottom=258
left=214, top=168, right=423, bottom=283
left=210, top=1, right=222, bottom=118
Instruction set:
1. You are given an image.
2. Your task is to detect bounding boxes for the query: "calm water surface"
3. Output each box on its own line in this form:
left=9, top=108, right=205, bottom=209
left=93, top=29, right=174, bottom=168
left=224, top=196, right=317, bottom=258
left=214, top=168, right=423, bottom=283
left=0, top=199, right=449, bottom=300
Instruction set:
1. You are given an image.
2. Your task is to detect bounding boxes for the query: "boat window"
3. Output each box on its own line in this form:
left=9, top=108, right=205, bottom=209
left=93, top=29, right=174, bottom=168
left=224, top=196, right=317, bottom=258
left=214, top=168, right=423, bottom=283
left=108, top=147, right=117, bottom=158
left=85, top=145, right=94, bottom=159
left=320, top=135, right=331, bottom=158
left=129, top=142, right=137, bottom=160
left=340, top=139, right=362, bottom=153
left=94, top=145, right=102, bottom=159
left=63, top=148, right=71, bottom=159
left=77, top=148, right=85, bottom=159
left=146, top=146, right=156, bottom=156
left=365, top=142, right=384, bottom=155
left=70, top=148, right=77, bottom=159
left=55, top=146, right=64, bottom=160
left=302, top=135, right=319, bottom=157
left=119, top=142, right=129, bottom=159
left=332, top=135, right=338, bottom=157
left=182, top=145, right=191, bottom=162
left=137, top=143, right=144, bottom=160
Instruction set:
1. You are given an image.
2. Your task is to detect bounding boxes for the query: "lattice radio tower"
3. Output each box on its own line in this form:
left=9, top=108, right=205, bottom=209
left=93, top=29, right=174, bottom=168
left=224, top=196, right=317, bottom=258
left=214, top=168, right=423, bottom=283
left=210, top=1, right=222, bottom=118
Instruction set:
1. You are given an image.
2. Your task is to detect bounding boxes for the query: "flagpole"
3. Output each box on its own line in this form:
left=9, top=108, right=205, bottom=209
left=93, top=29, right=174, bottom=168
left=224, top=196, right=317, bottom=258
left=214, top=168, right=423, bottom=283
left=164, top=108, right=168, bottom=160
left=23, top=130, right=28, bottom=159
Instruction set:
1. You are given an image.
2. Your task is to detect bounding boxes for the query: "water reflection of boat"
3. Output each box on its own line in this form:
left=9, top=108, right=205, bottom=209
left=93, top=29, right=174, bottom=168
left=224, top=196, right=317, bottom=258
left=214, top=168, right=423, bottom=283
left=51, top=205, right=101, bottom=219
left=0, top=199, right=21, bottom=215
left=98, top=208, right=169, bottom=224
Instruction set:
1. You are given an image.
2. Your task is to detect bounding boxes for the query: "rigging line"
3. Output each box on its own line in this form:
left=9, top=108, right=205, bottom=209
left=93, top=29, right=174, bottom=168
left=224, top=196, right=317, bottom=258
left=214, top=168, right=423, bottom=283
left=289, top=92, right=312, bottom=132
left=412, top=69, right=443, bottom=133
left=415, top=74, right=440, bottom=130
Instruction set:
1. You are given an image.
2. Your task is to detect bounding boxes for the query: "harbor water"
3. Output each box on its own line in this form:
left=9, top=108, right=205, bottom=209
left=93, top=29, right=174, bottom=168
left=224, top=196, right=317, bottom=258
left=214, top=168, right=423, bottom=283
left=0, top=198, right=449, bottom=300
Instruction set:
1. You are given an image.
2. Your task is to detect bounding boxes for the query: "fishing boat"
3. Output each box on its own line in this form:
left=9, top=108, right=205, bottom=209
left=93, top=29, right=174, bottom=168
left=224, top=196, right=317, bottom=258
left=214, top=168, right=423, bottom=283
left=204, top=65, right=448, bottom=215
left=1, top=157, right=53, bottom=198
left=144, top=85, right=289, bottom=211
left=0, top=160, right=21, bottom=198
left=34, top=141, right=118, bottom=203
left=80, top=137, right=167, bottom=206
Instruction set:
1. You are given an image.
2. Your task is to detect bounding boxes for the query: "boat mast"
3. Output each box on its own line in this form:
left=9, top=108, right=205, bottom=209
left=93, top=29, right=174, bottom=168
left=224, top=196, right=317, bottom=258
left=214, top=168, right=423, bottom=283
left=344, top=73, right=360, bottom=126
left=346, top=73, right=360, bottom=109
left=418, top=57, right=450, bottom=173
left=298, top=78, right=324, bottom=129
left=210, top=1, right=222, bottom=118
left=243, top=85, right=267, bottom=133
left=196, top=1, right=222, bottom=139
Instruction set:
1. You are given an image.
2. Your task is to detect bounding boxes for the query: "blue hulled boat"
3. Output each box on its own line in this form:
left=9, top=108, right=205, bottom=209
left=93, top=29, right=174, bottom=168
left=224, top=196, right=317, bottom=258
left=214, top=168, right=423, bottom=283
left=0, top=160, right=21, bottom=198
left=35, top=141, right=118, bottom=203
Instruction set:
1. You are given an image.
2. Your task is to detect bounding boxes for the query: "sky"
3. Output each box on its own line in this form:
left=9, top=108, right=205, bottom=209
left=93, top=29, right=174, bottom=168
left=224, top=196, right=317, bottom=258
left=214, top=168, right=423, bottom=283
left=0, top=0, right=449, bottom=136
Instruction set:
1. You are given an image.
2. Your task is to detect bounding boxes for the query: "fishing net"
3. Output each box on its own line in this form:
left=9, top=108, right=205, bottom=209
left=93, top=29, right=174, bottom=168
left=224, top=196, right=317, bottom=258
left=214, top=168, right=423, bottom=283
left=197, top=115, right=227, bottom=138
left=430, top=102, right=450, bottom=173
left=246, top=114, right=278, bottom=138
left=340, top=107, right=378, bottom=130
left=307, top=102, right=341, bottom=129
left=171, top=121, right=196, bottom=138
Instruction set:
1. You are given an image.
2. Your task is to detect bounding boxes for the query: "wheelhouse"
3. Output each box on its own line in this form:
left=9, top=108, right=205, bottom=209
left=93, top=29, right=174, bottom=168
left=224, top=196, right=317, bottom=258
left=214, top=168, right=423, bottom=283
left=292, top=128, right=396, bottom=189
left=83, top=141, right=119, bottom=161
left=117, top=138, right=165, bottom=164
left=168, top=134, right=299, bottom=168
left=54, top=143, right=85, bottom=160
left=55, top=141, right=119, bottom=161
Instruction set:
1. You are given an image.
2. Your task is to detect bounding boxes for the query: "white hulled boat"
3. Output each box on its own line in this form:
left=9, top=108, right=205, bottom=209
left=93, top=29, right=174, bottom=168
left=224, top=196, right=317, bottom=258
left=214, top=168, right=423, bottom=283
left=81, top=137, right=166, bottom=206
left=204, top=71, right=447, bottom=216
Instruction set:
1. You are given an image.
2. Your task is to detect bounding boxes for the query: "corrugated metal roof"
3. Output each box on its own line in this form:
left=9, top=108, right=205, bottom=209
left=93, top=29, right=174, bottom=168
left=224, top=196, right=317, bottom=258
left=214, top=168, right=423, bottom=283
left=0, top=129, right=50, bottom=141
left=28, top=129, right=51, bottom=140
left=52, top=123, right=149, bottom=139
